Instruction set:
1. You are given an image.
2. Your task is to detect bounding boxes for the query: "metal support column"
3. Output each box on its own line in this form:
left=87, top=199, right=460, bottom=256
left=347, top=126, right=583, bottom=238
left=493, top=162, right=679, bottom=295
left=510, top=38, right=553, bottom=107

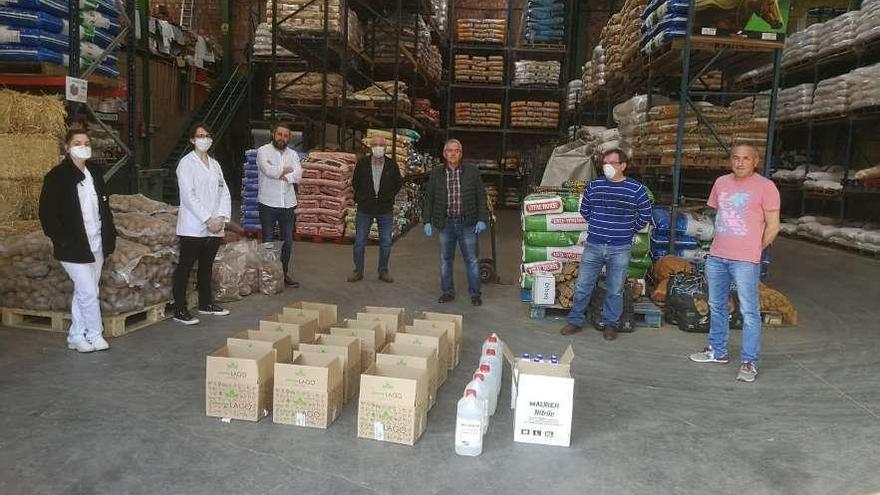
left=320, top=0, right=330, bottom=150
left=139, top=0, right=151, bottom=170
left=126, top=0, right=137, bottom=192
left=391, top=0, right=403, bottom=161
left=669, top=0, right=697, bottom=252
left=764, top=48, right=783, bottom=177
left=270, top=0, right=278, bottom=122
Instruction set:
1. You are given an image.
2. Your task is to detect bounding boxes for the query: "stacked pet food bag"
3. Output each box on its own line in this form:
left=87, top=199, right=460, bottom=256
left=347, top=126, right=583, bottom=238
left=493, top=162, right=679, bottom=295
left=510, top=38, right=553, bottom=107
left=240, top=150, right=261, bottom=233
left=649, top=206, right=715, bottom=264
left=0, top=0, right=121, bottom=78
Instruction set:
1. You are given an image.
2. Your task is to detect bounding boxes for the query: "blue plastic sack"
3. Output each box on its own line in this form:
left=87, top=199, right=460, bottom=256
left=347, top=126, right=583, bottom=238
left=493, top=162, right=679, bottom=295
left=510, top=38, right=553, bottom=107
left=0, top=44, right=63, bottom=64
left=79, top=25, right=115, bottom=49
left=650, top=232, right=699, bottom=247
left=0, top=26, right=69, bottom=52
left=1, top=0, right=66, bottom=17
left=0, top=7, right=66, bottom=33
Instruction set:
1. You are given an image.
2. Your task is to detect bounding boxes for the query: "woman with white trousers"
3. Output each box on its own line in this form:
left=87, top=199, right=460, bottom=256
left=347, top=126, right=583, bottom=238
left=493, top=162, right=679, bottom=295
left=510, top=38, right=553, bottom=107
left=39, top=129, right=118, bottom=353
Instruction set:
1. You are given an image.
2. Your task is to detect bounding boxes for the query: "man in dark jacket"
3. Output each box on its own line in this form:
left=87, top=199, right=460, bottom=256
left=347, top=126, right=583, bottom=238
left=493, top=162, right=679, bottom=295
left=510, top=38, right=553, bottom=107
left=423, top=139, right=489, bottom=306
left=349, top=135, right=402, bottom=282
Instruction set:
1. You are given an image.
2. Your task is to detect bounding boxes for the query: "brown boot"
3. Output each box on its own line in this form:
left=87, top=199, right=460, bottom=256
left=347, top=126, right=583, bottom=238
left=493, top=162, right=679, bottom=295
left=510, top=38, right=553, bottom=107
left=603, top=326, right=618, bottom=341
left=347, top=271, right=363, bottom=283
left=560, top=324, right=582, bottom=335
left=378, top=272, right=394, bottom=283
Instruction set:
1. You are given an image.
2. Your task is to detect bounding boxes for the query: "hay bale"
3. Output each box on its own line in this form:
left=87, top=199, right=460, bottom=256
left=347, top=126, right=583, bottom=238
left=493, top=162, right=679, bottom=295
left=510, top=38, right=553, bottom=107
left=0, top=90, right=67, bottom=137
left=0, top=134, right=61, bottom=180
left=0, top=220, right=41, bottom=237
left=0, top=178, right=42, bottom=222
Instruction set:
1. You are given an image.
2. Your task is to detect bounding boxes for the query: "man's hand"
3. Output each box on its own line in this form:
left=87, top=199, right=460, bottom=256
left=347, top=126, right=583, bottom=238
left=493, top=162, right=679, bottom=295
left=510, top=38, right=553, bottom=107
left=474, top=221, right=487, bottom=235
left=207, top=217, right=224, bottom=233
left=281, top=164, right=294, bottom=177
left=424, top=223, right=433, bottom=237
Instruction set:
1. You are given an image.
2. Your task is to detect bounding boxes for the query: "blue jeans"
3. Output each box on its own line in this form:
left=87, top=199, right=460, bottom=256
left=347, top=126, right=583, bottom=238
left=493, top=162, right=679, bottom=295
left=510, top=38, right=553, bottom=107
left=706, top=256, right=762, bottom=364
left=259, top=203, right=295, bottom=275
left=566, top=243, right=631, bottom=327
left=353, top=211, right=393, bottom=275
left=439, top=219, right=481, bottom=298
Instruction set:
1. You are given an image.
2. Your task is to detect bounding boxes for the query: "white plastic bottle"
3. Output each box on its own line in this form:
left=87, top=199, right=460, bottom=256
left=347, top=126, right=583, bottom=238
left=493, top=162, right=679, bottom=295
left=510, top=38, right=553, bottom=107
left=481, top=333, right=504, bottom=359
left=484, top=348, right=504, bottom=390
left=477, top=362, right=499, bottom=415
left=455, top=389, right=483, bottom=456
left=466, top=374, right=490, bottom=434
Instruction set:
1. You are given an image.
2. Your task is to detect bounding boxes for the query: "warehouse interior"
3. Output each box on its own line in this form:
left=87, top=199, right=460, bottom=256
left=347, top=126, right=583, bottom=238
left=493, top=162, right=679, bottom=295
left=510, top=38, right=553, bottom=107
left=1, top=0, right=880, bottom=493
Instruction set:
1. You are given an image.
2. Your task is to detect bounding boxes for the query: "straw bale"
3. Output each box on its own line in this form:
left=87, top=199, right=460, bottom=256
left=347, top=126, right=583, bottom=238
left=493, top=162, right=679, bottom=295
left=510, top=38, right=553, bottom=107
left=0, top=134, right=60, bottom=179
left=0, top=90, right=67, bottom=137
left=0, top=177, right=42, bottom=222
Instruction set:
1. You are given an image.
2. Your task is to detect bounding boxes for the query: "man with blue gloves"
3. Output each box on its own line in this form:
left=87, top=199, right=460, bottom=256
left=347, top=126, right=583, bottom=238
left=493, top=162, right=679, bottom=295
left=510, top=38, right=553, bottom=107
left=423, top=139, right=489, bottom=306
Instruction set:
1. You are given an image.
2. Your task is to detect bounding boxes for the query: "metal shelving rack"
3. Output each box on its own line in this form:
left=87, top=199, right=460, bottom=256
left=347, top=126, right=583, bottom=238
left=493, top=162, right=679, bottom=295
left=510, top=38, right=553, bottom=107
left=0, top=1, right=139, bottom=191
left=254, top=0, right=445, bottom=163
left=444, top=0, right=574, bottom=209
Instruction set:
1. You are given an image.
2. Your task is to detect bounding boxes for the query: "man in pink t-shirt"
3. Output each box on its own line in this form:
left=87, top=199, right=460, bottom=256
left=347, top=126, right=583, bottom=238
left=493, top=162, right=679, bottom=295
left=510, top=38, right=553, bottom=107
left=689, top=144, right=781, bottom=383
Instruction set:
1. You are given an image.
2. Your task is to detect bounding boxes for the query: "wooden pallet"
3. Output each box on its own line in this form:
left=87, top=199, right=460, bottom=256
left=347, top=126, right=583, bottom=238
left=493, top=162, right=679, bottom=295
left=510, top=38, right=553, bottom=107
left=294, top=232, right=351, bottom=244
left=0, top=61, right=68, bottom=76
left=633, top=301, right=663, bottom=329
left=1, top=301, right=172, bottom=338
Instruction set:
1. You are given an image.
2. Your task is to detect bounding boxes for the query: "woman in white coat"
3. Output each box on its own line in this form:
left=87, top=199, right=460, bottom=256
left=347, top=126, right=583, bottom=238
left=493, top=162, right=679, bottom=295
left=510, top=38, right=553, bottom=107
left=172, top=122, right=232, bottom=325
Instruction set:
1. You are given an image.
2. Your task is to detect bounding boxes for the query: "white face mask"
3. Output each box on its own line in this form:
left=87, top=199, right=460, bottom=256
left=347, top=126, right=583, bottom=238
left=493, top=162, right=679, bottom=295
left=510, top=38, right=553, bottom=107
left=603, top=163, right=618, bottom=179
left=70, top=145, right=92, bottom=161
left=194, top=137, right=213, bottom=152
left=371, top=146, right=385, bottom=158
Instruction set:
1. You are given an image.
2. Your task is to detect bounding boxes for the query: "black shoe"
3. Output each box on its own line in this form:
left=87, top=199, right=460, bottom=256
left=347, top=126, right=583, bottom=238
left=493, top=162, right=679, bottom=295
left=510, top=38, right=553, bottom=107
left=173, top=310, right=200, bottom=325
left=198, top=304, right=230, bottom=316
left=438, top=293, right=455, bottom=304
left=471, top=296, right=482, bottom=306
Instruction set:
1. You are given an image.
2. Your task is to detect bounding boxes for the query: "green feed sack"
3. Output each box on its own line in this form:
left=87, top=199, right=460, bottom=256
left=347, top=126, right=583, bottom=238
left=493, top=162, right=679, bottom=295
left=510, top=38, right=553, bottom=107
left=522, top=194, right=564, bottom=216
left=629, top=255, right=652, bottom=271
left=628, top=265, right=649, bottom=280
left=562, top=194, right=581, bottom=212
left=522, top=245, right=584, bottom=263
left=522, top=213, right=588, bottom=232
left=631, top=233, right=649, bottom=258
left=523, top=231, right=586, bottom=247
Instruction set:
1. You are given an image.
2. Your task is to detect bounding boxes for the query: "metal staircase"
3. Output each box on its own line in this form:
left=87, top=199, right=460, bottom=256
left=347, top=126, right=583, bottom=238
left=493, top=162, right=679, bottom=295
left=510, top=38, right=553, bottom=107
left=161, top=64, right=250, bottom=205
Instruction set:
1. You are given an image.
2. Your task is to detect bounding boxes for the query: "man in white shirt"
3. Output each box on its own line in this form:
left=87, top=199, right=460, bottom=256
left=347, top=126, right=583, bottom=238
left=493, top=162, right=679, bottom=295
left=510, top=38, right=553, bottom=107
left=257, top=122, right=303, bottom=287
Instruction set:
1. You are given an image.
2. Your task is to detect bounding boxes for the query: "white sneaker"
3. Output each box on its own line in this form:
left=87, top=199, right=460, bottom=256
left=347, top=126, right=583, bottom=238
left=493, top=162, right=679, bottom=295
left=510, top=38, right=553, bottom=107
left=90, top=336, right=110, bottom=351
left=68, top=337, right=95, bottom=353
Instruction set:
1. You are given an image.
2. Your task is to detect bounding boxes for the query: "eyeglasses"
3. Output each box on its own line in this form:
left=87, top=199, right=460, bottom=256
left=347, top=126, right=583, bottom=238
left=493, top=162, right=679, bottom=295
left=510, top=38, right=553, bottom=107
left=603, top=162, right=621, bottom=166
left=195, top=133, right=211, bottom=138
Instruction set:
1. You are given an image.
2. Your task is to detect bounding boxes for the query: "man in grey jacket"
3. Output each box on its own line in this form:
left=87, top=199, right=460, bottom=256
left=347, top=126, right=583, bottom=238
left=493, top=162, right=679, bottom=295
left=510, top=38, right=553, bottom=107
left=423, top=139, right=489, bottom=306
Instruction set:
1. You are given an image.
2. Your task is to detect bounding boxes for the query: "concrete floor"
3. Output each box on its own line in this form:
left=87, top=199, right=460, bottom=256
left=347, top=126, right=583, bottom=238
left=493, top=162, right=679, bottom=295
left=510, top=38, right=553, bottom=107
left=1, top=211, right=879, bottom=495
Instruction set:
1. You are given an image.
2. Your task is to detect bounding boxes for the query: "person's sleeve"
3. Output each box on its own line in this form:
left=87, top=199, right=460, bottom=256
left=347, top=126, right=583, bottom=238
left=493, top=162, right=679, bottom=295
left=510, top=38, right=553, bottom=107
left=257, top=146, right=282, bottom=180
left=422, top=172, right=434, bottom=223
left=352, top=159, right=363, bottom=195
left=289, top=151, right=303, bottom=184
left=579, top=184, right=592, bottom=221
left=475, top=170, right=489, bottom=223
left=215, top=162, right=232, bottom=221
left=391, top=160, right=403, bottom=196
left=634, top=185, right=652, bottom=230
left=38, top=170, right=62, bottom=241
left=763, top=180, right=781, bottom=211
left=707, top=179, right=720, bottom=209
left=177, top=160, right=212, bottom=223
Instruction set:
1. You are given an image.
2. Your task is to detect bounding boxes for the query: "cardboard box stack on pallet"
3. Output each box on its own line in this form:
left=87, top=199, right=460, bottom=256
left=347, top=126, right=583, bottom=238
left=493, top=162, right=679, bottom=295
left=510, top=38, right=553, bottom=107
left=204, top=301, right=464, bottom=446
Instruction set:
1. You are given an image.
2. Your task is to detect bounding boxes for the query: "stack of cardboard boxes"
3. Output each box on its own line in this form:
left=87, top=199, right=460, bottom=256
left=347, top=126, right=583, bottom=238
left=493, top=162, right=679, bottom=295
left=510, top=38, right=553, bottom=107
left=205, top=301, right=465, bottom=446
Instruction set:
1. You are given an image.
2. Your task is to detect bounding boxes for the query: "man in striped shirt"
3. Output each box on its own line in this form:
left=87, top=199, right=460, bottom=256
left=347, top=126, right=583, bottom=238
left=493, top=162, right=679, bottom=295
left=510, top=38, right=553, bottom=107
left=560, top=149, right=653, bottom=340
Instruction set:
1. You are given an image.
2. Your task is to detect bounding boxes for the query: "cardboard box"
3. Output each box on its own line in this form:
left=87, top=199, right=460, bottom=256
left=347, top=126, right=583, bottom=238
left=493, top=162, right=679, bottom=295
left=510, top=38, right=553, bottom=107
left=398, top=327, right=449, bottom=386
left=411, top=319, right=458, bottom=370
left=343, top=318, right=386, bottom=346
left=362, top=306, right=406, bottom=329
left=230, top=330, right=293, bottom=364
left=377, top=343, right=439, bottom=408
left=300, top=336, right=361, bottom=404
left=263, top=313, right=318, bottom=348
left=273, top=352, right=343, bottom=429
left=357, top=364, right=430, bottom=446
left=419, top=312, right=463, bottom=367
left=355, top=312, right=398, bottom=344
left=503, top=345, right=575, bottom=447
left=330, top=326, right=382, bottom=372
left=280, top=307, right=322, bottom=330
left=288, top=301, right=338, bottom=331
left=205, top=340, right=276, bottom=421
